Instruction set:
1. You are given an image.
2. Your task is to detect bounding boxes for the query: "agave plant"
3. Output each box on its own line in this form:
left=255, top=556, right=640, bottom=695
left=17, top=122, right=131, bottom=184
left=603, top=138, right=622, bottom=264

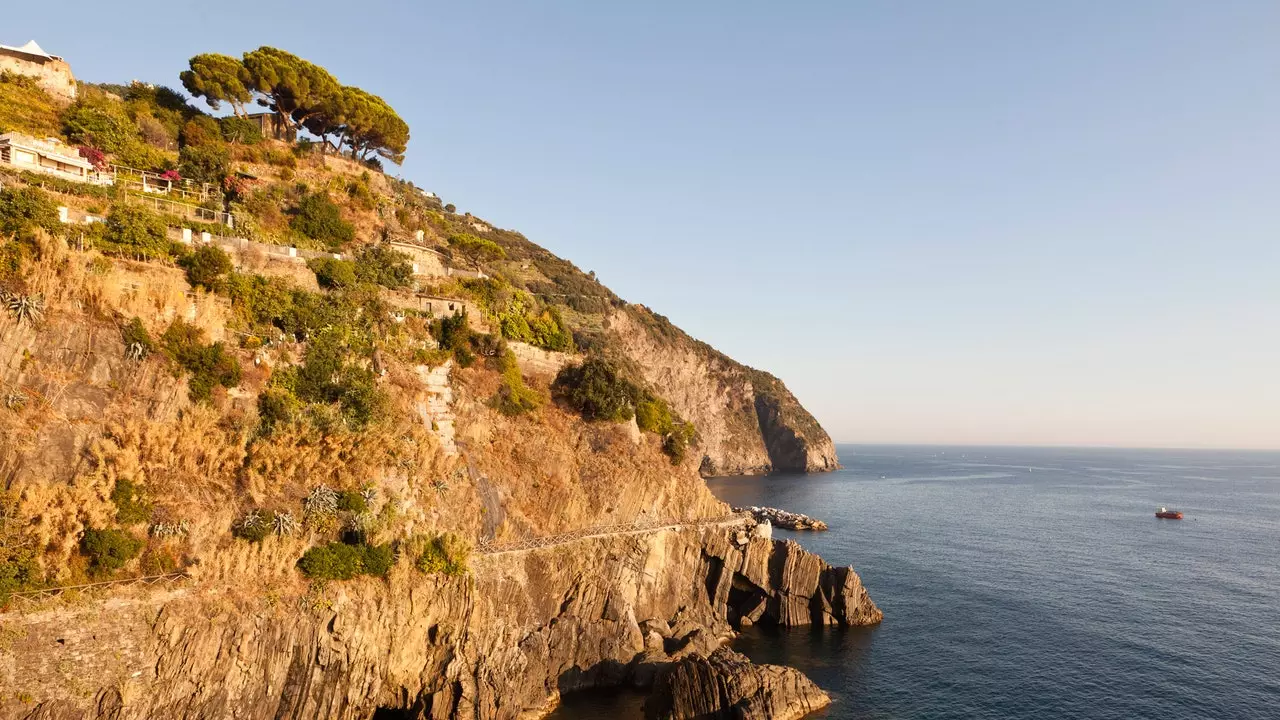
left=273, top=511, right=298, bottom=537
left=125, top=341, right=148, bottom=362
left=431, top=478, right=450, bottom=495
left=4, top=292, right=45, bottom=326
left=151, top=519, right=190, bottom=538
left=239, top=509, right=263, bottom=531
left=360, top=485, right=378, bottom=506
left=349, top=511, right=377, bottom=534
left=3, top=391, right=26, bottom=411
left=303, top=485, right=339, bottom=517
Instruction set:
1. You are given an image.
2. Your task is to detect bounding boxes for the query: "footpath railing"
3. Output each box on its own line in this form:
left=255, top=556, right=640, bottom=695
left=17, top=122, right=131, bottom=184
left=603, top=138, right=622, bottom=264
left=475, top=513, right=748, bottom=555
left=1, top=516, right=749, bottom=611
left=3, top=571, right=190, bottom=610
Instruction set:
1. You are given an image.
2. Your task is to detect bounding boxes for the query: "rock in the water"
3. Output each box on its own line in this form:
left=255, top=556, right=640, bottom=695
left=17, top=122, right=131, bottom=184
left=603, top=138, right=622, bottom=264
left=735, top=506, right=828, bottom=531
left=645, top=648, right=830, bottom=720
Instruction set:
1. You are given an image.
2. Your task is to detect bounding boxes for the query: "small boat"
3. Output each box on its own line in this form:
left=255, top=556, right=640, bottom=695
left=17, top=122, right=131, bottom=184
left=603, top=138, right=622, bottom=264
left=1155, top=507, right=1184, bottom=520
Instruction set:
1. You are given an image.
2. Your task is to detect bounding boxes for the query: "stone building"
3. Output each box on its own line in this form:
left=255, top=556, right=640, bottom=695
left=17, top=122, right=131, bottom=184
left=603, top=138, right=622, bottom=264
left=244, top=111, right=295, bottom=142
left=0, top=40, right=77, bottom=103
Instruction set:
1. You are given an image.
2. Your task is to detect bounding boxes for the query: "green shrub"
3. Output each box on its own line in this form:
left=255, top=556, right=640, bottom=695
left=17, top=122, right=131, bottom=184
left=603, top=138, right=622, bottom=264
left=290, top=192, right=353, bottom=251
left=293, top=328, right=387, bottom=429
left=161, top=319, right=242, bottom=402
left=353, top=246, right=412, bottom=289
left=0, top=187, right=61, bottom=237
left=432, top=311, right=474, bottom=367
left=361, top=543, right=395, bottom=576
left=412, top=533, right=470, bottom=576
left=336, top=490, right=368, bottom=514
left=115, top=141, right=171, bottom=172
left=99, top=203, right=173, bottom=259
left=180, top=245, right=232, bottom=291
left=297, top=541, right=392, bottom=580
left=662, top=423, right=697, bottom=465
left=178, top=143, right=230, bottom=184
left=529, top=308, right=574, bottom=352
left=552, top=358, right=639, bottom=423
left=0, top=491, right=40, bottom=602
left=111, top=478, right=152, bottom=525
left=265, top=148, right=297, bottom=168
left=308, top=257, right=357, bottom=289
left=498, top=312, right=533, bottom=343
left=224, top=272, right=294, bottom=330
left=492, top=351, right=544, bottom=416
left=179, top=116, right=222, bottom=148
left=81, top=527, right=143, bottom=576
left=219, top=116, right=263, bottom=144
left=64, top=100, right=135, bottom=153
left=121, top=317, right=155, bottom=358
left=257, top=388, right=300, bottom=435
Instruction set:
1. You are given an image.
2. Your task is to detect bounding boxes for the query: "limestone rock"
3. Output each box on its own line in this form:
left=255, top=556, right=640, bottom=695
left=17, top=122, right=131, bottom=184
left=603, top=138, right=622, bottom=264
left=645, top=648, right=830, bottom=720
left=604, top=308, right=839, bottom=476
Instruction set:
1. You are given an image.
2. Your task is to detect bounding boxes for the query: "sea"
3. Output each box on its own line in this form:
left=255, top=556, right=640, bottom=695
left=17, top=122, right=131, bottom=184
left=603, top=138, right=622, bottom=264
left=550, top=444, right=1280, bottom=720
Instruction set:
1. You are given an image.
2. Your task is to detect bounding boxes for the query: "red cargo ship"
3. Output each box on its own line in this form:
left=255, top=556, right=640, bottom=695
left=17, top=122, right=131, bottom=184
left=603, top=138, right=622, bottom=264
left=1155, top=507, right=1183, bottom=520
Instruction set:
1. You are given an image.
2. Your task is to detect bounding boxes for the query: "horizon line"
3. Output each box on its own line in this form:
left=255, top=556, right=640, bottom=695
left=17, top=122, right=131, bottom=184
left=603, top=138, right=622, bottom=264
left=832, top=441, right=1280, bottom=453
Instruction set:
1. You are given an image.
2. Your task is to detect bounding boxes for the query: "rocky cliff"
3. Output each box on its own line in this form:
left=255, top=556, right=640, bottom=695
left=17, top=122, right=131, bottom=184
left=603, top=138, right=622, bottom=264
left=1, top=528, right=879, bottom=719
left=602, top=308, right=839, bottom=476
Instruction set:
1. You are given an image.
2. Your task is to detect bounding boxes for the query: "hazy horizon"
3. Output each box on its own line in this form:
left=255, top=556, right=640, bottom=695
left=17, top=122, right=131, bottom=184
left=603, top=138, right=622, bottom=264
left=9, top=1, right=1278, bottom=449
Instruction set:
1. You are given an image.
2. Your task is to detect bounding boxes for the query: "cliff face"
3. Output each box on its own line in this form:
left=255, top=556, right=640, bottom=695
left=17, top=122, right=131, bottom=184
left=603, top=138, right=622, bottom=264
left=603, top=308, right=839, bottom=476
left=1, top=529, right=880, bottom=720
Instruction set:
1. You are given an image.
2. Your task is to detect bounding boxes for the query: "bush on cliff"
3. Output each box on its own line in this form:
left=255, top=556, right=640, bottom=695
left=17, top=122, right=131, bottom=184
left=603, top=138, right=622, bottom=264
left=552, top=358, right=638, bottom=422
left=111, top=478, right=153, bottom=525
left=0, top=186, right=62, bottom=238
left=491, top=350, right=544, bottom=416
left=297, top=541, right=393, bottom=580
left=308, top=256, right=357, bottom=289
left=161, top=319, right=242, bottom=402
left=290, top=192, right=353, bottom=251
left=0, top=491, right=40, bottom=601
left=410, top=533, right=469, bottom=577
left=98, top=203, right=178, bottom=260
left=81, top=527, right=143, bottom=576
left=121, top=317, right=156, bottom=358
left=180, top=245, right=232, bottom=291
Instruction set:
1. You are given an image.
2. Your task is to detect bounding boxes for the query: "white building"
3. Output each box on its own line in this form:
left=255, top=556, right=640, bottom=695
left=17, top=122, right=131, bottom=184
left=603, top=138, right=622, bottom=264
left=0, top=132, right=99, bottom=182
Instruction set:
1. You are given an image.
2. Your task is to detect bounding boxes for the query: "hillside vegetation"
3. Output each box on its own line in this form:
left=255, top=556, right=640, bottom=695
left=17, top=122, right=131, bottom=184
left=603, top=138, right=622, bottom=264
left=0, top=45, right=833, bottom=605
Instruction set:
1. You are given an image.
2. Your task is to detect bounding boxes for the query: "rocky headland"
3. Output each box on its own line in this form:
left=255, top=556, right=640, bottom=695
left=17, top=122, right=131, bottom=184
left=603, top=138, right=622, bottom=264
left=0, top=43, right=874, bottom=719
left=737, top=507, right=830, bottom=531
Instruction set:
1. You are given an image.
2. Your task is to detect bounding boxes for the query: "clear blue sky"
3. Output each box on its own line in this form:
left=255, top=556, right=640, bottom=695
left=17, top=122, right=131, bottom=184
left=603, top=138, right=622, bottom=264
left=9, top=1, right=1279, bottom=448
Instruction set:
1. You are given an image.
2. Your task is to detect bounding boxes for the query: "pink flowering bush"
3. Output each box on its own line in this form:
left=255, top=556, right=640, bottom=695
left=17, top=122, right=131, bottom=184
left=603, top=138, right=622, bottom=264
left=78, top=146, right=107, bottom=170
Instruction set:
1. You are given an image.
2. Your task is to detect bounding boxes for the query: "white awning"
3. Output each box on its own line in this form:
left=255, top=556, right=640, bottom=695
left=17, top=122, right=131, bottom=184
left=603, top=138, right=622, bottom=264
left=0, top=40, right=60, bottom=61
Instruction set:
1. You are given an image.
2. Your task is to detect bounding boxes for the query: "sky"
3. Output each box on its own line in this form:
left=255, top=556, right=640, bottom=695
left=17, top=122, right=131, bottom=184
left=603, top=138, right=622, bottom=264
left=7, top=1, right=1278, bottom=448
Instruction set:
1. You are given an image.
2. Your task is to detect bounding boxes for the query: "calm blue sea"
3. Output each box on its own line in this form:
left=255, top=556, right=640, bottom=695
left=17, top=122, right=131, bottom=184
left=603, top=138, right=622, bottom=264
left=551, top=445, right=1280, bottom=720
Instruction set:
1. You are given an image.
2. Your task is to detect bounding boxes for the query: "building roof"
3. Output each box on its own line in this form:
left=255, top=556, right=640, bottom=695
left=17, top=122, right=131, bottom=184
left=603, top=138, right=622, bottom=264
left=0, top=40, right=61, bottom=61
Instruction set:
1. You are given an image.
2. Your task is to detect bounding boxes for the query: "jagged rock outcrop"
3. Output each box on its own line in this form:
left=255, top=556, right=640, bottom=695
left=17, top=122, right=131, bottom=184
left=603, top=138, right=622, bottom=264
left=645, top=648, right=830, bottom=720
left=1, top=529, right=878, bottom=720
left=737, top=507, right=828, bottom=531
left=604, top=308, right=839, bottom=476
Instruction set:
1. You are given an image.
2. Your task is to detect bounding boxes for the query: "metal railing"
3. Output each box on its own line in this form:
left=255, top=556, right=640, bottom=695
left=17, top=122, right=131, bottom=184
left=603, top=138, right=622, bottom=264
left=475, top=513, right=748, bottom=555
left=3, top=571, right=190, bottom=610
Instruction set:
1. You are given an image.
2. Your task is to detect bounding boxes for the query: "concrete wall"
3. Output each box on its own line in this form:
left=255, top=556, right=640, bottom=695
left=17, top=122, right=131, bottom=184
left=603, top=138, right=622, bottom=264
left=0, top=51, right=76, bottom=103
left=389, top=242, right=448, bottom=278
